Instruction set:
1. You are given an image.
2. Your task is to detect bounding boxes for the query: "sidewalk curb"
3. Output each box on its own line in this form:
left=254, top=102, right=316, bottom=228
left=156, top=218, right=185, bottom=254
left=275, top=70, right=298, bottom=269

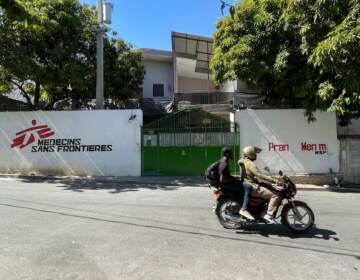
left=328, top=186, right=360, bottom=193
left=297, top=186, right=329, bottom=191
left=1, top=174, right=359, bottom=192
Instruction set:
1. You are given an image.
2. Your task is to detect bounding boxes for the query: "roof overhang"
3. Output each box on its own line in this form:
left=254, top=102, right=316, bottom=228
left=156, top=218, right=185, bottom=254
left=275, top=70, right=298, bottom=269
left=172, top=32, right=213, bottom=74
left=141, top=48, right=173, bottom=63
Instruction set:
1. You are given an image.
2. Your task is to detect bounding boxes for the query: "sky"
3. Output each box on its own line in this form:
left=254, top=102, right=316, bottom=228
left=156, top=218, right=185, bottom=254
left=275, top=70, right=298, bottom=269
left=80, top=0, right=231, bottom=50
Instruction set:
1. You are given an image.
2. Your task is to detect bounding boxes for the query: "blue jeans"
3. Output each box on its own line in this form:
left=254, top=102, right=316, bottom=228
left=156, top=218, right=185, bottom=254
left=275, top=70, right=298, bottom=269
left=222, top=180, right=252, bottom=210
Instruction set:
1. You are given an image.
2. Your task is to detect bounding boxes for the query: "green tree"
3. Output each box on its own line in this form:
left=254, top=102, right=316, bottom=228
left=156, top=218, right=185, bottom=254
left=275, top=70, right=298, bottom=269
left=211, top=0, right=360, bottom=123
left=68, top=32, right=144, bottom=107
left=0, top=0, right=29, bottom=21
left=0, top=0, right=92, bottom=108
left=0, top=0, right=144, bottom=109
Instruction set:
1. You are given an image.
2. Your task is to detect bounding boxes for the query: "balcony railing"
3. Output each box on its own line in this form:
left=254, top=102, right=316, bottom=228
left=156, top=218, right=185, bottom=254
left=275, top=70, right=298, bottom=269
left=175, top=92, right=234, bottom=105
left=175, top=91, right=265, bottom=108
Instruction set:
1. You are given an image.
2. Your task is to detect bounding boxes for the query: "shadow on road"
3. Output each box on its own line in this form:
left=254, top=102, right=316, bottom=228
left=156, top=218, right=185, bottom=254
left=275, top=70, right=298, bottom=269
left=237, top=224, right=340, bottom=241
left=1, top=201, right=359, bottom=260
left=328, top=186, right=360, bottom=193
left=13, top=175, right=205, bottom=193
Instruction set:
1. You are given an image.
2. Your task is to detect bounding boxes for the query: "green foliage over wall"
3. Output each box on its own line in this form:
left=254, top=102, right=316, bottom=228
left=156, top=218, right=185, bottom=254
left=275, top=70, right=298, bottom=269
left=0, top=0, right=144, bottom=109
left=211, top=0, right=360, bottom=124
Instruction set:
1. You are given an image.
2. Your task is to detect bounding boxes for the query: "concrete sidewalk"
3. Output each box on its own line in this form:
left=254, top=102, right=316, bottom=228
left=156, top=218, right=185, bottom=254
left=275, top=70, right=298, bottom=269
left=1, top=174, right=358, bottom=192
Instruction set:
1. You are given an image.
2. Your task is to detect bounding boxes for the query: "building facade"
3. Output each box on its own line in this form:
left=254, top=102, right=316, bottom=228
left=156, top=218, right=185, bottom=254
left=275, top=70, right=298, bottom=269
left=141, top=49, right=174, bottom=102
left=141, top=32, right=256, bottom=105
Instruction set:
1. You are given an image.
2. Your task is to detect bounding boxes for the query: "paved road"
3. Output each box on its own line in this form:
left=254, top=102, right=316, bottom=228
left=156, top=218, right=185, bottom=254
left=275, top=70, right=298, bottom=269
left=0, top=177, right=359, bottom=280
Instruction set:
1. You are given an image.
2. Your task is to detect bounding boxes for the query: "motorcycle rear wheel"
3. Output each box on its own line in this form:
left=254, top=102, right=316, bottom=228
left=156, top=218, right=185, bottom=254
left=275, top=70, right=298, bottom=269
left=282, top=202, right=315, bottom=233
left=215, top=198, right=242, bottom=229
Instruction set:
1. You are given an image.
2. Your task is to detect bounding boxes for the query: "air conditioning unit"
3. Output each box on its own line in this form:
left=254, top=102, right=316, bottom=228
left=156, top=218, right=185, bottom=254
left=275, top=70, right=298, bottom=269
left=103, top=2, right=113, bottom=24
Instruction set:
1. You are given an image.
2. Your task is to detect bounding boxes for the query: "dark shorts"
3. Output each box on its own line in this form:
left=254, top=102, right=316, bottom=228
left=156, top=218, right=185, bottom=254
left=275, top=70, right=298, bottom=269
left=221, top=180, right=245, bottom=195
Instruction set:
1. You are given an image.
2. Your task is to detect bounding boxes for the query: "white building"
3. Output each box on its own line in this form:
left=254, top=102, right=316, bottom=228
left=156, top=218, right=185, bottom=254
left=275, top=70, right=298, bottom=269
left=141, top=49, right=174, bottom=102
left=141, top=32, right=256, bottom=106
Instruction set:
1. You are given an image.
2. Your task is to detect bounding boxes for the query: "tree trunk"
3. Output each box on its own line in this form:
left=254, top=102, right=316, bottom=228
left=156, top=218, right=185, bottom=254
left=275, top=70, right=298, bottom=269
left=23, top=94, right=33, bottom=110
left=34, top=81, right=40, bottom=108
left=11, top=80, right=33, bottom=109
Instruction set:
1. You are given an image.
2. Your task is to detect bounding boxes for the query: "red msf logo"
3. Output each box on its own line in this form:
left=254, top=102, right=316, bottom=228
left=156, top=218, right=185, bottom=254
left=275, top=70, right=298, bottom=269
left=11, top=120, right=55, bottom=149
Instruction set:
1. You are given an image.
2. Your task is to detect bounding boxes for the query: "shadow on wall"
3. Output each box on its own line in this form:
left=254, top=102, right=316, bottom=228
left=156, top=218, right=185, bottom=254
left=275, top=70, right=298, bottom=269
left=246, top=110, right=307, bottom=173
left=13, top=176, right=206, bottom=193
left=0, top=110, right=143, bottom=177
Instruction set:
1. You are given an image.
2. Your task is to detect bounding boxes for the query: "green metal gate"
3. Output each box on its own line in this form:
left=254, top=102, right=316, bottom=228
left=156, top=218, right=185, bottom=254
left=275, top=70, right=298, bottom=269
left=142, top=108, right=240, bottom=176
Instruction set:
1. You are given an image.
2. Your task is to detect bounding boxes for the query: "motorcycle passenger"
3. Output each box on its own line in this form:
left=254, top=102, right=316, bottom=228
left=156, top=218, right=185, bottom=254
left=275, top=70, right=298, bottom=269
left=219, top=147, right=255, bottom=221
left=238, top=146, right=283, bottom=224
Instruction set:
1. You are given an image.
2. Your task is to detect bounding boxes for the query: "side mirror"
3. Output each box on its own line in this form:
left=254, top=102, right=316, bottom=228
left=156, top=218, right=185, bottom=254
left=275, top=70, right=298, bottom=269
left=264, top=167, right=270, bottom=172
left=279, top=170, right=283, bottom=176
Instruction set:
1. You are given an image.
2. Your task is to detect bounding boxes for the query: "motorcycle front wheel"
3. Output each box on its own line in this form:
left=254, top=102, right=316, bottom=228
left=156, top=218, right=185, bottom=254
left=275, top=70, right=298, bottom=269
left=215, top=198, right=242, bottom=229
left=282, top=201, right=315, bottom=233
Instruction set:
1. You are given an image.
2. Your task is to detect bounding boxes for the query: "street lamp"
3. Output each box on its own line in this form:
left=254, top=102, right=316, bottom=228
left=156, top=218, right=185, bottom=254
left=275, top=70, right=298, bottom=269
left=96, top=0, right=113, bottom=110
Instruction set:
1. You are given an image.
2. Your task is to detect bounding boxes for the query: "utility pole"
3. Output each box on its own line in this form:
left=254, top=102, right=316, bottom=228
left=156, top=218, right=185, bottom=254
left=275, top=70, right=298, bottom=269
left=96, top=0, right=104, bottom=109
left=95, top=1, right=113, bottom=109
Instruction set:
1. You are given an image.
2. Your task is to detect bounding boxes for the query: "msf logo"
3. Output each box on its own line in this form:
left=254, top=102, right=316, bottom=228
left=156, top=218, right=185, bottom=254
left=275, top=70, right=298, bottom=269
left=11, top=120, right=55, bottom=149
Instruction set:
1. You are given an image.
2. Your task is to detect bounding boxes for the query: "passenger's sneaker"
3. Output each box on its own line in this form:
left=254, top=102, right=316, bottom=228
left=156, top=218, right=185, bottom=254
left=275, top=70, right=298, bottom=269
left=262, top=213, right=276, bottom=224
left=239, top=209, right=255, bottom=221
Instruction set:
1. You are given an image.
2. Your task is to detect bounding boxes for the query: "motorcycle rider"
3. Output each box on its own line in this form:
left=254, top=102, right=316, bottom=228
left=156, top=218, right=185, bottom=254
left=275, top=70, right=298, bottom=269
left=238, top=146, right=283, bottom=224
left=219, top=147, right=255, bottom=221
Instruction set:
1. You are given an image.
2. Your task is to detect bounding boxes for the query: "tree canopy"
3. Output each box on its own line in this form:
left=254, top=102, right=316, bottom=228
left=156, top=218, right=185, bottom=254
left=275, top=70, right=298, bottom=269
left=0, top=0, right=30, bottom=21
left=211, top=0, right=360, bottom=123
left=0, top=0, right=144, bottom=109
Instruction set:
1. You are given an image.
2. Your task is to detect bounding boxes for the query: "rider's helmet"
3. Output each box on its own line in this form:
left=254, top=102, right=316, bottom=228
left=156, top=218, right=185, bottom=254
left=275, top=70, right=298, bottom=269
left=243, top=146, right=262, bottom=160
left=222, top=146, right=233, bottom=159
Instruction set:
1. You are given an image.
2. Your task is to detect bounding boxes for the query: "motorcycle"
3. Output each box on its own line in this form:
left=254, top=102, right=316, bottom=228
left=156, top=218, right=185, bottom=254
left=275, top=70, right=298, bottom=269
left=210, top=169, right=315, bottom=233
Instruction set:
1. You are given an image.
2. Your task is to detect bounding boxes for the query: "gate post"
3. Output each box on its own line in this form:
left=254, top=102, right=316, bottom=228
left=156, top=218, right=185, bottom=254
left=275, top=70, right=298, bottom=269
left=140, top=126, right=144, bottom=176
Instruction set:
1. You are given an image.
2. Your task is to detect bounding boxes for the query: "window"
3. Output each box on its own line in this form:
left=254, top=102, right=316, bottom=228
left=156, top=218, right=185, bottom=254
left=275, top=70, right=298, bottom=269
left=153, top=84, right=164, bottom=97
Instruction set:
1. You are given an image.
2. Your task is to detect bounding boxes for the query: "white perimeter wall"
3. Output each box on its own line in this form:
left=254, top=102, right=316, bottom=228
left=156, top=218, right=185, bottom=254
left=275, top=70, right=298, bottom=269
left=0, top=110, right=143, bottom=176
left=235, top=109, right=339, bottom=174
left=142, top=60, right=174, bottom=101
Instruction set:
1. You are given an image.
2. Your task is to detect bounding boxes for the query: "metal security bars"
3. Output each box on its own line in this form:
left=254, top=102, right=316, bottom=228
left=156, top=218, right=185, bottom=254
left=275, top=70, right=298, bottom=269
left=144, top=132, right=238, bottom=147
left=142, top=108, right=240, bottom=176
